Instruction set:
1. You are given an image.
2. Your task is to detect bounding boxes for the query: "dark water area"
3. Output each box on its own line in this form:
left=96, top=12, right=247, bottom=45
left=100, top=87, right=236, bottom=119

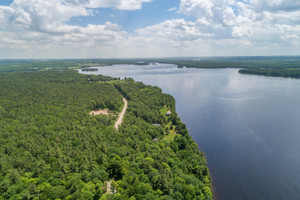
left=79, top=64, right=300, bottom=200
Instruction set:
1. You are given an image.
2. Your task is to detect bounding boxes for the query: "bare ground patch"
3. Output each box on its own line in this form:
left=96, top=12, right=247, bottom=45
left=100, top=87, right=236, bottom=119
left=105, top=180, right=116, bottom=194
left=89, top=109, right=110, bottom=116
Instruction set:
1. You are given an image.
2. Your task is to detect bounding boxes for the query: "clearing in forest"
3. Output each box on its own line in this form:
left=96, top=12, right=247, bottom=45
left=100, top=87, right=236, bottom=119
left=89, top=98, right=127, bottom=129
left=89, top=108, right=110, bottom=116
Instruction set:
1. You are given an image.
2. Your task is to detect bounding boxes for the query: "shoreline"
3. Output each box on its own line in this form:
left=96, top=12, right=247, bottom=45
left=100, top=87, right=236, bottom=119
left=78, top=68, right=214, bottom=198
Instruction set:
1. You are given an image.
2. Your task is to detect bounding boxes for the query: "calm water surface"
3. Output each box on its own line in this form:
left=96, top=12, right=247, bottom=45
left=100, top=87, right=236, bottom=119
left=79, top=64, right=300, bottom=200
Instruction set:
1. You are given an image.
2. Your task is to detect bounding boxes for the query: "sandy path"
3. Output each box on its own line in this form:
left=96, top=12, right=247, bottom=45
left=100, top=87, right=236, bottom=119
left=106, top=180, right=112, bottom=194
left=114, top=98, right=127, bottom=130
left=106, top=180, right=116, bottom=194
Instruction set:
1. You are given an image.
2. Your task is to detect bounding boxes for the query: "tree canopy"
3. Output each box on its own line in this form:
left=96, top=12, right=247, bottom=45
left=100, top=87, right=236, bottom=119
left=0, top=70, right=212, bottom=199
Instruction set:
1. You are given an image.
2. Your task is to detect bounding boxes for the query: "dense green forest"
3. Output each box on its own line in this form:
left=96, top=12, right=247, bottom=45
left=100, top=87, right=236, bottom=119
left=0, top=70, right=212, bottom=199
left=239, top=68, right=300, bottom=79
left=154, top=56, right=300, bottom=69
left=0, top=60, right=148, bottom=72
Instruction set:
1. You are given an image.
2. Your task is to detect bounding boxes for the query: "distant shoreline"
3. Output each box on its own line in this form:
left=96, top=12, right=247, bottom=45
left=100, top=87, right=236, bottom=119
left=239, top=68, right=300, bottom=79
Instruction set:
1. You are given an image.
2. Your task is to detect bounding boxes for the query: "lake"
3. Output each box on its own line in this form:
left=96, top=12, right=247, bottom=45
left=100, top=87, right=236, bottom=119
left=79, top=63, right=300, bottom=200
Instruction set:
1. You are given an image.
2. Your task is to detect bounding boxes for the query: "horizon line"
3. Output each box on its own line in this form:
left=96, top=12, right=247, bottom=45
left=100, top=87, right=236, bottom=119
left=1, top=55, right=300, bottom=60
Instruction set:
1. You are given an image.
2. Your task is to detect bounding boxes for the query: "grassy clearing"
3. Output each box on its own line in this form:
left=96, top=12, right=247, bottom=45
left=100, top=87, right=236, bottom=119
left=160, top=106, right=169, bottom=116
left=163, top=133, right=176, bottom=142
left=163, top=121, right=181, bottom=142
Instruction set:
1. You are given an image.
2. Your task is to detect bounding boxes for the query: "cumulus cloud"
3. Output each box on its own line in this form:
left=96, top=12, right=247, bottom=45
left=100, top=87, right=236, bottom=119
left=131, top=0, right=300, bottom=57
left=65, top=0, right=152, bottom=10
left=1, top=0, right=152, bottom=33
left=179, top=0, right=214, bottom=18
left=0, top=0, right=90, bottom=32
left=0, top=0, right=132, bottom=58
left=63, top=0, right=153, bottom=10
left=0, top=0, right=300, bottom=58
left=177, top=0, right=300, bottom=40
left=136, top=19, right=213, bottom=42
left=249, top=0, right=300, bottom=12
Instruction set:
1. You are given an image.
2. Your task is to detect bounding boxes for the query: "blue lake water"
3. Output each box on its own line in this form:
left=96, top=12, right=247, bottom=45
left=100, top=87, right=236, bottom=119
left=79, top=63, right=300, bottom=200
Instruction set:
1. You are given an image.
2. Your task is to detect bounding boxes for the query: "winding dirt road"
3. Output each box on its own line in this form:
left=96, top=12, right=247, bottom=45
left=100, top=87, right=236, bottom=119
left=114, top=98, right=127, bottom=130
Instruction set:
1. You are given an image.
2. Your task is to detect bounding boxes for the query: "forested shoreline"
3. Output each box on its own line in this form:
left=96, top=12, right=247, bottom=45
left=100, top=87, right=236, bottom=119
left=0, top=70, right=212, bottom=199
left=2, top=56, right=300, bottom=73
left=239, top=68, right=300, bottom=79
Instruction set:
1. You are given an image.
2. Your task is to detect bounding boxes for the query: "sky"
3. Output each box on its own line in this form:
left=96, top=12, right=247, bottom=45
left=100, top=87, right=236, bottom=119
left=0, top=0, right=300, bottom=58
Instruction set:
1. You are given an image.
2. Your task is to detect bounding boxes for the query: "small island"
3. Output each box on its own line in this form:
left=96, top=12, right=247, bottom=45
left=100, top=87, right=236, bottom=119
left=82, top=68, right=98, bottom=72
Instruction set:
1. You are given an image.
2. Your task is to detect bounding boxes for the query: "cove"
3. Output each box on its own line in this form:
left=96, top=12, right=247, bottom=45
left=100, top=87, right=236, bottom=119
left=79, top=63, right=300, bottom=200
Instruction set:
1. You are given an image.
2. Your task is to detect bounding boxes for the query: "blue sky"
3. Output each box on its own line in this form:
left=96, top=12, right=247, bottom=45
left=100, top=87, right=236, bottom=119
left=0, top=0, right=12, bottom=6
left=67, top=0, right=190, bottom=33
left=1, top=0, right=188, bottom=33
left=0, top=0, right=300, bottom=58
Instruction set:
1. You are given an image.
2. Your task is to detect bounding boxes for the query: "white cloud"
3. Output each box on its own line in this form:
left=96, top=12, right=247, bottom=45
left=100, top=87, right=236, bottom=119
left=177, top=0, right=300, bottom=41
left=179, top=0, right=214, bottom=17
left=0, top=0, right=300, bottom=58
left=166, top=7, right=176, bottom=12
left=0, top=0, right=90, bottom=32
left=136, top=19, right=213, bottom=42
left=0, top=0, right=131, bottom=58
left=249, top=0, right=300, bottom=12
left=65, top=0, right=152, bottom=10
left=129, top=0, right=300, bottom=57
left=276, top=24, right=300, bottom=40
left=94, top=0, right=152, bottom=10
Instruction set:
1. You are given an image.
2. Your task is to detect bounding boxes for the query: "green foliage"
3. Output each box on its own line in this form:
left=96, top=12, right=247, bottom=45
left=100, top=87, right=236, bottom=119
left=0, top=59, right=149, bottom=72
left=239, top=68, right=300, bottom=79
left=153, top=56, right=300, bottom=69
left=0, top=70, right=212, bottom=199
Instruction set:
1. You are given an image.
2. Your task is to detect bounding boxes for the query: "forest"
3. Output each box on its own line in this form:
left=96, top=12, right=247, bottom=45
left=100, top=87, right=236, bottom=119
left=0, top=60, right=148, bottom=73
left=0, top=70, right=212, bottom=199
left=154, top=56, right=300, bottom=69
left=239, top=68, right=300, bottom=79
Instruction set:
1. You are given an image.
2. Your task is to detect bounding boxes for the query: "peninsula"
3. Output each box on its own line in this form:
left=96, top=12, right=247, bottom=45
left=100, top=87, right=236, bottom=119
left=0, top=69, right=212, bottom=200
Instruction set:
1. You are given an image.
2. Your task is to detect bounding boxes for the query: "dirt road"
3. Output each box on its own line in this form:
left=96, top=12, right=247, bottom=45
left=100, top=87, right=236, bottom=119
left=114, top=98, right=127, bottom=130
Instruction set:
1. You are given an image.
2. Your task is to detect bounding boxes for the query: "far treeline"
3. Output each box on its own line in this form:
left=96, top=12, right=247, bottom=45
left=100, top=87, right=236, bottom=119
left=0, top=60, right=150, bottom=72
left=155, top=56, right=300, bottom=69
left=0, top=70, right=212, bottom=200
left=2, top=56, right=300, bottom=72
left=239, top=68, right=300, bottom=79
